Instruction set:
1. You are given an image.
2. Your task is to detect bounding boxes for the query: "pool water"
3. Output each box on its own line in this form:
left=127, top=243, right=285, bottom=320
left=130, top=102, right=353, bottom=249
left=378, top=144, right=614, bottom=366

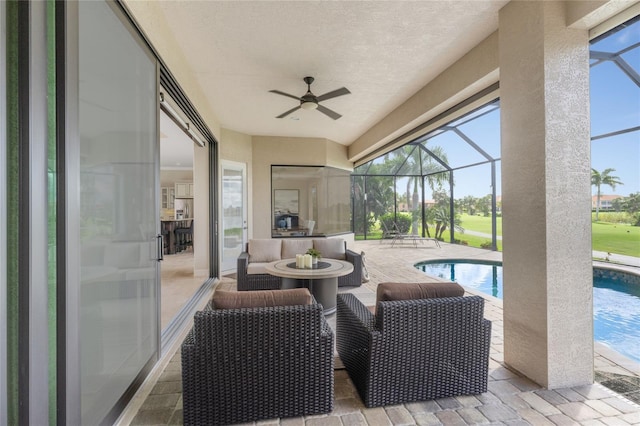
left=416, top=260, right=640, bottom=364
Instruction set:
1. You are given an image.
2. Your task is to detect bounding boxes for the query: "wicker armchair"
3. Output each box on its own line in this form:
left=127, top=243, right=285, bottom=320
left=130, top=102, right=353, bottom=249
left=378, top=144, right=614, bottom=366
left=336, top=293, right=491, bottom=408
left=182, top=300, right=334, bottom=425
left=237, top=250, right=282, bottom=290
left=237, top=239, right=363, bottom=291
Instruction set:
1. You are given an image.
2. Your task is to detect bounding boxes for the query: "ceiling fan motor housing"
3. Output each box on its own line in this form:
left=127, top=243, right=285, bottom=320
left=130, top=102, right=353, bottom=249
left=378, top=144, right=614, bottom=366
left=301, top=93, right=318, bottom=105
left=269, top=76, right=349, bottom=119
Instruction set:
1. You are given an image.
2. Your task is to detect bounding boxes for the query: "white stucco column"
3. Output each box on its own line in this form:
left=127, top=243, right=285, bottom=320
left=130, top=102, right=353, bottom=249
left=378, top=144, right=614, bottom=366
left=499, top=1, right=593, bottom=388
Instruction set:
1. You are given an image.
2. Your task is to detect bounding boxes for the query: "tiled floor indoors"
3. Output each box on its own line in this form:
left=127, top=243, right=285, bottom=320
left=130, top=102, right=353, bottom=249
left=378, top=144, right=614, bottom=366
left=122, top=240, right=640, bottom=425
left=161, top=250, right=208, bottom=330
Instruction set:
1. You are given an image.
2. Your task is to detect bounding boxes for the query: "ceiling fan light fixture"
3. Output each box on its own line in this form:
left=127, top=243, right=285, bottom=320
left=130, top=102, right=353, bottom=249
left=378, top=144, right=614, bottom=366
left=269, top=76, right=350, bottom=120
left=300, top=100, right=318, bottom=110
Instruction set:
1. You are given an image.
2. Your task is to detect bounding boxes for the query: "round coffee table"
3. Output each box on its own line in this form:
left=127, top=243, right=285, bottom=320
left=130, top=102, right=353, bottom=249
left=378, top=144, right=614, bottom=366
left=265, top=258, right=354, bottom=315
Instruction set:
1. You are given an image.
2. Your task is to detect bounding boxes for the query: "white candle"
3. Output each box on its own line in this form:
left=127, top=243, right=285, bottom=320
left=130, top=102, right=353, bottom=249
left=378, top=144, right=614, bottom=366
left=296, top=254, right=303, bottom=268
left=304, top=254, right=312, bottom=268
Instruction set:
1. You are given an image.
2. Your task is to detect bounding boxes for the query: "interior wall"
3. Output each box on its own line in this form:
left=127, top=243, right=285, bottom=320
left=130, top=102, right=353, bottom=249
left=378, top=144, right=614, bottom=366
left=193, top=145, right=209, bottom=274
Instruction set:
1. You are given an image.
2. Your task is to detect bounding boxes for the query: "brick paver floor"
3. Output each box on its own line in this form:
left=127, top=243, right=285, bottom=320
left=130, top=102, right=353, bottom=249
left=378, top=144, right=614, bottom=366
left=123, top=240, right=640, bottom=425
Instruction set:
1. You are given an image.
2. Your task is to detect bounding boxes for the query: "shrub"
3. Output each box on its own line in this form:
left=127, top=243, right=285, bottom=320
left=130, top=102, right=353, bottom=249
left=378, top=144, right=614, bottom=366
left=379, top=212, right=412, bottom=234
left=592, top=211, right=634, bottom=224
left=355, top=213, right=377, bottom=235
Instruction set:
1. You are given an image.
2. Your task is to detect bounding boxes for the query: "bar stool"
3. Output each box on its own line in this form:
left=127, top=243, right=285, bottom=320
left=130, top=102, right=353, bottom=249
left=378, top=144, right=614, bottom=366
left=175, top=220, right=194, bottom=252
left=161, top=223, right=171, bottom=254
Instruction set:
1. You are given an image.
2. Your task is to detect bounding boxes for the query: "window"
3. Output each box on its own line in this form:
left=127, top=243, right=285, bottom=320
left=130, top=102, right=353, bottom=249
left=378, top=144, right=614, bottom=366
left=272, top=166, right=351, bottom=237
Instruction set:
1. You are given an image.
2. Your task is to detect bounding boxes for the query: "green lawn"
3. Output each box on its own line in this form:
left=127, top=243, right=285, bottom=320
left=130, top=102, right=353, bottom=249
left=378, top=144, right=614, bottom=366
left=592, top=221, right=640, bottom=257
left=458, top=213, right=639, bottom=257
left=359, top=214, right=639, bottom=258
left=459, top=214, right=502, bottom=236
left=453, top=233, right=503, bottom=251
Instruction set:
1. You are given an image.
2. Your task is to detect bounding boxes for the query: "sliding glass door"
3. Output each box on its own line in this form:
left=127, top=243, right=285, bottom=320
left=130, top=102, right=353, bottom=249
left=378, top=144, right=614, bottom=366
left=75, top=2, right=159, bottom=424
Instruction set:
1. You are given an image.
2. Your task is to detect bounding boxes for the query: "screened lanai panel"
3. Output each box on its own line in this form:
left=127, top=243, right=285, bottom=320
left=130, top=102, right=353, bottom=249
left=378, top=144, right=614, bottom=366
left=590, top=18, right=639, bottom=138
left=590, top=16, right=639, bottom=213
left=395, top=145, right=420, bottom=176
left=353, top=162, right=370, bottom=175
left=365, top=176, right=395, bottom=220
left=366, top=155, right=401, bottom=175
left=453, top=164, right=493, bottom=205
left=592, top=133, right=640, bottom=196
left=591, top=61, right=640, bottom=137
left=454, top=103, right=501, bottom=159
left=352, top=175, right=366, bottom=237
left=414, top=144, right=449, bottom=175
left=350, top=94, right=502, bottom=247
left=424, top=129, right=489, bottom=169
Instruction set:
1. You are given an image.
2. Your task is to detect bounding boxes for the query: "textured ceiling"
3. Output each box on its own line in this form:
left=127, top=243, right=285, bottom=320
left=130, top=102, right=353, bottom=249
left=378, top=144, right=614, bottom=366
left=160, top=110, right=194, bottom=170
left=146, top=1, right=508, bottom=145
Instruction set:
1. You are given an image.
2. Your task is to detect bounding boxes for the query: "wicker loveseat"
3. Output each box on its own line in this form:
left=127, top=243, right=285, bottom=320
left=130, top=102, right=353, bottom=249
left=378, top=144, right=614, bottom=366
left=336, top=282, right=491, bottom=408
left=237, top=238, right=362, bottom=291
left=182, top=288, right=334, bottom=425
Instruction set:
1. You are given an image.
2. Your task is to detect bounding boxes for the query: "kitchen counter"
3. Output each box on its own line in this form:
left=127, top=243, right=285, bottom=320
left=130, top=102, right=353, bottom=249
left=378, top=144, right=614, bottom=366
left=161, top=219, right=194, bottom=254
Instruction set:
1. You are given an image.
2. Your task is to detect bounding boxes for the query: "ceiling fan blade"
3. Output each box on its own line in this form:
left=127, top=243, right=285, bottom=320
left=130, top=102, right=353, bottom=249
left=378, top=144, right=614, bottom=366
left=316, top=87, right=350, bottom=102
left=276, top=105, right=301, bottom=119
left=316, top=104, right=342, bottom=120
left=269, top=90, right=301, bottom=101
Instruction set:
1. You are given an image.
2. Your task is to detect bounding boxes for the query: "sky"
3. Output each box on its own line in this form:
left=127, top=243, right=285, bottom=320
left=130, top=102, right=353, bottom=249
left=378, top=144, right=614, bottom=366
left=407, top=18, right=640, bottom=201
left=589, top=18, right=640, bottom=198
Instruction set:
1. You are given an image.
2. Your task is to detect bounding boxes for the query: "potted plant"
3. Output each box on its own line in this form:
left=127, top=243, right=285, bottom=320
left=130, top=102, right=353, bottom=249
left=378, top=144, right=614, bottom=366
left=306, top=248, right=322, bottom=265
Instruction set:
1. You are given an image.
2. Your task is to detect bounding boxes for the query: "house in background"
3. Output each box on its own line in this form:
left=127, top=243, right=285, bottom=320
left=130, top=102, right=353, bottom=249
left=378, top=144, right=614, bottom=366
left=592, top=194, right=624, bottom=211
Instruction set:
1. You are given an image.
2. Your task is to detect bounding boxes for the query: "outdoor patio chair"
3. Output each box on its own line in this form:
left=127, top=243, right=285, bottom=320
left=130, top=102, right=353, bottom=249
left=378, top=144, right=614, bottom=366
left=182, top=288, right=334, bottom=425
left=336, top=282, right=491, bottom=407
left=380, top=220, right=401, bottom=242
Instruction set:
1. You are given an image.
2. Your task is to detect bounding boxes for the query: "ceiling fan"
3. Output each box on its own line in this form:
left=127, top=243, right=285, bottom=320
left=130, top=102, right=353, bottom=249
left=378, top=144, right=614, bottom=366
left=269, top=76, right=350, bottom=120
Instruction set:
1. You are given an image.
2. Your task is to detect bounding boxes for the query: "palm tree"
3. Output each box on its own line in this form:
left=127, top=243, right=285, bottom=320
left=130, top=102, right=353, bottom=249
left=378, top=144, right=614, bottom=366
left=591, top=168, right=623, bottom=221
left=398, top=145, right=449, bottom=236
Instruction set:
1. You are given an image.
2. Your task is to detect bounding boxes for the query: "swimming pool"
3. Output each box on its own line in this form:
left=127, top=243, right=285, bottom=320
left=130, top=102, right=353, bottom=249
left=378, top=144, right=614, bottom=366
left=415, top=259, right=640, bottom=364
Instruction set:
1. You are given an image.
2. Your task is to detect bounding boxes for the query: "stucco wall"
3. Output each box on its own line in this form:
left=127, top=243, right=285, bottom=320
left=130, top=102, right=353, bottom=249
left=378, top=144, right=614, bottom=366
left=193, top=144, right=209, bottom=274
left=500, top=0, right=593, bottom=388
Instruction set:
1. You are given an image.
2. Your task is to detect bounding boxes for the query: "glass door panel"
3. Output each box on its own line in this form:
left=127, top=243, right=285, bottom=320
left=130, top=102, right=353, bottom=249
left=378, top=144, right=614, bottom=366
left=221, top=161, right=246, bottom=272
left=78, top=1, right=158, bottom=424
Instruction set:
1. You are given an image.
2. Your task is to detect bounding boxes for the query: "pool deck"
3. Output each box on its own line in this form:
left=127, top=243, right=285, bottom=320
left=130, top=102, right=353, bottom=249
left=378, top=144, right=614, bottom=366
left=120, top=240, right=640, bottom=426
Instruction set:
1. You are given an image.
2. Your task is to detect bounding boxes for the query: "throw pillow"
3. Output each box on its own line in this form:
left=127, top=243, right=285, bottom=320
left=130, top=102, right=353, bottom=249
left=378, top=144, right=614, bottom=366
left=248, top=239, right=282, bottom=263
left=282, top=239, right=313, bottom=259
left=212, top=288, right=312, bottom=309
left=376, top=281, right=464, bottom=305
left=312, top=238, right=346, bottom=260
